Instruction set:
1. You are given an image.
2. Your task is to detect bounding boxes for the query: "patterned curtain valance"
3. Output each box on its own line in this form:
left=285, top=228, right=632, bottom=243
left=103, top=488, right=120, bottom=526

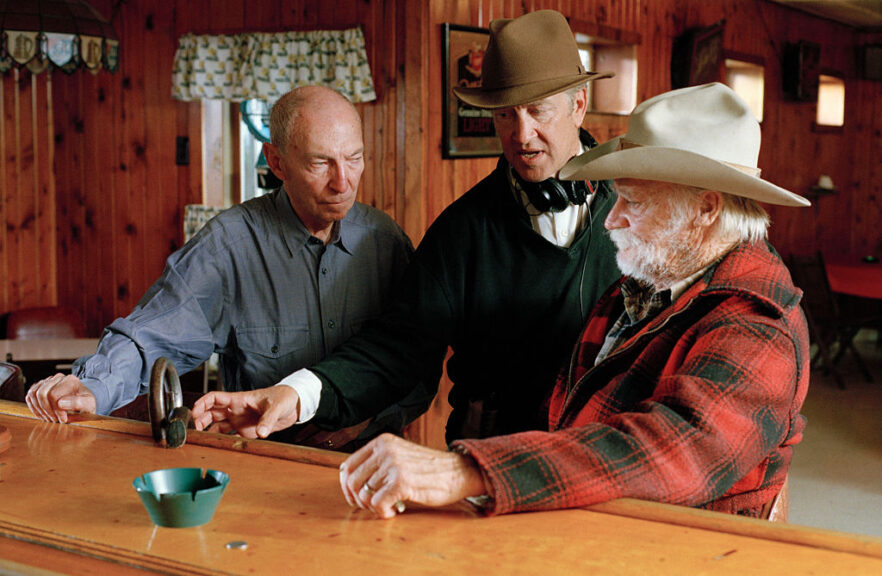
left=171, top=27, right=376, bottom=103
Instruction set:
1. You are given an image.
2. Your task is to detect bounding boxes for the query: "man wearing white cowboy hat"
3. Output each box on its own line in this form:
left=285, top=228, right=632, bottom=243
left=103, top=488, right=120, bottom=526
left=191, top=11, right=621, bottom=452
left=334, top=83, right=811, bottom=520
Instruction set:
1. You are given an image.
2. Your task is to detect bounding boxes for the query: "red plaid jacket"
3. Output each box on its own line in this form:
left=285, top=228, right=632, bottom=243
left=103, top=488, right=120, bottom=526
left=454, top=241, right=810, bottom=516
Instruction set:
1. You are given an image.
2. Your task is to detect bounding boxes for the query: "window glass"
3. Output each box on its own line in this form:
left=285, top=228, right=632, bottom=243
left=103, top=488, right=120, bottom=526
left=576, top=34, right=637, bottom=115
left=240, top=100, right=280, bottom=201
left=725, top=58, right=764, bottom=122
left=816, top=74, right=844, bottom=127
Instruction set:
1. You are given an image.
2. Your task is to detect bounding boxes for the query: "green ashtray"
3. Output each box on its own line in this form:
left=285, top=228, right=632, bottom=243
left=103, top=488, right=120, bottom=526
left=133, top=467, right=230, bottom=528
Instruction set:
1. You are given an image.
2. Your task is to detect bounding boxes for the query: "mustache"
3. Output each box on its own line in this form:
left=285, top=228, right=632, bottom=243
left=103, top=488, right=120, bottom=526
left=608, top=228, right=644, bottom=250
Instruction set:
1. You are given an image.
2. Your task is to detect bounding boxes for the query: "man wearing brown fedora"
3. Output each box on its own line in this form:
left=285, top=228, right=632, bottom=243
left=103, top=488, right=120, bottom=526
left=336, top=83, right=811, bottom=520
left=190, top=10, right=621, bottom=451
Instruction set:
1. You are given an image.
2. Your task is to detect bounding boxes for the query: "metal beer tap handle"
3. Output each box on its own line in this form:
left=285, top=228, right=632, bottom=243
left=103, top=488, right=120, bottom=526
left=148, top=357, right=192, bottom=448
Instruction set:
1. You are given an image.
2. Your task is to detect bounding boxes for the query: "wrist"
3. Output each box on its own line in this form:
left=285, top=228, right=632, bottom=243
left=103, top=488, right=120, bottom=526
left=456, top=453, right=492, bottom=499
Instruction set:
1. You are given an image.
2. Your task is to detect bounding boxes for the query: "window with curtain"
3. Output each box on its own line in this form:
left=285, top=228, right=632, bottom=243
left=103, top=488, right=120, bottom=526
left=171, top=27, right=376, bottom=205
left=171, top=27, right=376, bottom=103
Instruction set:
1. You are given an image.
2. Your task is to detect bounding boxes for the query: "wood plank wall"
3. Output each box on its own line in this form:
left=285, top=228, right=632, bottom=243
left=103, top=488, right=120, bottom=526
left=37, top=0, right=203, bottom=337
left=1, top=70, right=57, bottom=315
left=1, top=0, right=881, bottom=447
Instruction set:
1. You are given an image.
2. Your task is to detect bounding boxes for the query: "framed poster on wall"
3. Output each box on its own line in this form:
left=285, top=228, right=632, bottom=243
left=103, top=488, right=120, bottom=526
left=441, top=23, right=502, bottom=158
left=671, top=22, right=725, bottom=89
left=783, top=41, right=821, bottom=101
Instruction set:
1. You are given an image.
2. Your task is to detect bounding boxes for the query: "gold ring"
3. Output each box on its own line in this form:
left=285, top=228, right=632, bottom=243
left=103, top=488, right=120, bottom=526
left=362, top=484, right=376, bottom=495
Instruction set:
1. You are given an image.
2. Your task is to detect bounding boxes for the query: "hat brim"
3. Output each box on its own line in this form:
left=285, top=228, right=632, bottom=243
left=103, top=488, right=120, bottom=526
left=559, top=139, right=810, bottom=207
left=453, top=71, right=613, bottom=110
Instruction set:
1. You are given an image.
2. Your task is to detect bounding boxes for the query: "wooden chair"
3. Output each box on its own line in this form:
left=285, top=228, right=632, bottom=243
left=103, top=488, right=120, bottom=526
left=5, top=306, right=87, bottom=340
left=0, top=362, right=25, bottom=402
left=788, top=252, right=879, bottom=389
left=762, top=475, right=789, bottom=522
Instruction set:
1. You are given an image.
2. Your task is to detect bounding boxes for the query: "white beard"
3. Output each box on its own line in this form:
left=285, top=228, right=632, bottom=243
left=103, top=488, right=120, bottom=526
left=609, top=219, right=698, bottom=288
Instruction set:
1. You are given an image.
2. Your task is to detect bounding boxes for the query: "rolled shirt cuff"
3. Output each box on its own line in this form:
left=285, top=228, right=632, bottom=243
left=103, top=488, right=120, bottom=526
left=276, top=368, right=321, bottom=423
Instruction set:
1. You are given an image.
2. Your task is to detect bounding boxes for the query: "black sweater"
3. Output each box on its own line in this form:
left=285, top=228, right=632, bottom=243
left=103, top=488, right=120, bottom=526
left=314, top=160, right=621, bottom=442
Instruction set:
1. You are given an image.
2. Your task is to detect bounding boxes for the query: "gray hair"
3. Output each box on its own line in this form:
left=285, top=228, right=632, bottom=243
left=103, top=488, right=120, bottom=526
left=564, top=84, right=587, bottom=114
left=671, top=183, right=769, bottom=243
left=269, top=92, right=304, bottom=152
left=716, top=193, right=770, bottom=244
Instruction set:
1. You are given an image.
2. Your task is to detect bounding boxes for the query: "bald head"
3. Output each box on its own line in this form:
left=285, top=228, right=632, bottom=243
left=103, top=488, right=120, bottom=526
left=269, top=86, right=362, bottom=153
left=262, top=86, right=366, bottom=242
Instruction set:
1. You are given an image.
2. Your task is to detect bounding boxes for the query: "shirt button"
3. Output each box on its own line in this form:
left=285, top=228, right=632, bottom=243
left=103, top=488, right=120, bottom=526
left=271, top=345, right=279, bottom=353
left=327, top=320, right=336, bottom=329
left=321, top=267, right=328, bottom=275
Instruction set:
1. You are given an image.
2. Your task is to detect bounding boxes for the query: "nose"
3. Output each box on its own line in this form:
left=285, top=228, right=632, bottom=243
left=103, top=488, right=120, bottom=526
left=604, top=197, right=628, bottom=230
left=329, top=162, right=347, bottom=191
left=510, top=112, right=536, bottom=144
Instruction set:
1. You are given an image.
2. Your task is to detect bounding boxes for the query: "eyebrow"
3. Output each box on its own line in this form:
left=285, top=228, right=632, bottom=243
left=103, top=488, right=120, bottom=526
left=309, top=148, right=364, bottom=160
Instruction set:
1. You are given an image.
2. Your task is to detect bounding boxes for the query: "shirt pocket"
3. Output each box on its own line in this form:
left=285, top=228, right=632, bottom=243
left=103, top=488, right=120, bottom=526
left=234, top=325, right=311, bottom=388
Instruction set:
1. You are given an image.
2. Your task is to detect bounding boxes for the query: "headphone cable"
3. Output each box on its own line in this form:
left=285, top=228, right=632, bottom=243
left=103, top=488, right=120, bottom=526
left=577, top=182, right=595, bottom=323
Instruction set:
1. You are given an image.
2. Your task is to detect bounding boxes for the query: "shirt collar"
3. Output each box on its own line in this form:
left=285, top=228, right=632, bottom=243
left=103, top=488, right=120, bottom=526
left=333, top=219, right=353, bottom=254
left=620, top=265, right=709, bottom=323
left=275, top=187, right=351, bottom=254
left=670, top=266, right=708, bottom=302
left=506, top=143, right=595, bottom=248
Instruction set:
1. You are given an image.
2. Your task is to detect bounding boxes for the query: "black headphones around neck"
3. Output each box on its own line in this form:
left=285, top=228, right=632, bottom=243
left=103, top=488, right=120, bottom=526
left=515, top=171, right=590, bottom=213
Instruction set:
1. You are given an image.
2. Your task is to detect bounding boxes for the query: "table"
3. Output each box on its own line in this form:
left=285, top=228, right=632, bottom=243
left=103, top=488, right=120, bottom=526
left=2, top=401, right=882, bottom=575
left=825, top=258, right=882, bottom=300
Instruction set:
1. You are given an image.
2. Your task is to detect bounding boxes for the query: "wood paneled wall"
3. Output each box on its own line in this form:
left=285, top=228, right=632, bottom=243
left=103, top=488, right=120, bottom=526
left=47, top=1, right=200, bottom=338
left=1, top=71, right=57, bottom=314
left=2, top=0, right=881, bottom=447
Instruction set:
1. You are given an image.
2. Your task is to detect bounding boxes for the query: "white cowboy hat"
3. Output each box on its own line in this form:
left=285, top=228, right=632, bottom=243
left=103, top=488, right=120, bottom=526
left=559, top=82, right=810, bottom=207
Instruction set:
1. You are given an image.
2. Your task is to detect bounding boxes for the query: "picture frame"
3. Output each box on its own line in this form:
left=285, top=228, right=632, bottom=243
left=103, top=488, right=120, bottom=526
left=861, top=44, right=882, bottom=81
left=671, top=22, right=725, bottom=89
left=783, top=41, right=821, bottom=101
left=441, top=23, right=502, bottom=158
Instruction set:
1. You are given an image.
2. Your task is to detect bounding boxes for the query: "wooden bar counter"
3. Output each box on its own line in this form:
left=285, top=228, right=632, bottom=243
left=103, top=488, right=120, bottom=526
left=1, top=400, right=882, bottom=575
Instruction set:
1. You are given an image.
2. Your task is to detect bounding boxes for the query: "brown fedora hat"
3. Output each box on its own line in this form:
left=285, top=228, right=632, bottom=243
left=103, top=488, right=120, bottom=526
left=453, top=10, right=613, bottom=110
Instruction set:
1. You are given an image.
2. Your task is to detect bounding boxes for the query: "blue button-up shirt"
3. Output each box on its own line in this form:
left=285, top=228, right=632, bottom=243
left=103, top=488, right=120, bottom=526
left=74, top=189, right=412, bottom=415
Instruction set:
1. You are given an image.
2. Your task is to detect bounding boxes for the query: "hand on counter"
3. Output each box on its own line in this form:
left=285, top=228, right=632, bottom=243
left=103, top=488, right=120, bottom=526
left=339, top=433, right=488, bottom=519
left=25, top=373, right=97, bottom=423
left=191, top=386, right=301, bottom=439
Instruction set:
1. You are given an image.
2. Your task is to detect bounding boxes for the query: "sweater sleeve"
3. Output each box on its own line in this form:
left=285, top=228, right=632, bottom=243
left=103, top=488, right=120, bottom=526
left=311, top=247, right=453, bottom=428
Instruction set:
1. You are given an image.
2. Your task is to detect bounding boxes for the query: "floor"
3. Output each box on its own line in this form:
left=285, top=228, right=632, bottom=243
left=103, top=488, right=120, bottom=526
left=788, top=330, right=882, bottom=538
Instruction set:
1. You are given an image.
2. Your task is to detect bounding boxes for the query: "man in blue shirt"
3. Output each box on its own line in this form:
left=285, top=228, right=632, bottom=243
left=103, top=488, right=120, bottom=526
left=25, top=85, right=416, bottom=448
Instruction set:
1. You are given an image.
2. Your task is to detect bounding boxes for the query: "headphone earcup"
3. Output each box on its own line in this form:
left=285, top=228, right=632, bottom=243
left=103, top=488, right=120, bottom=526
left=522, top=181, right=556, bottom=212
left=512, top=162, right=590, bottom=213
left=543, top=180, right=572, bottom=212
left=569, top=180, right=588, bottom=206
left=522, top=178, right=588, bottom=212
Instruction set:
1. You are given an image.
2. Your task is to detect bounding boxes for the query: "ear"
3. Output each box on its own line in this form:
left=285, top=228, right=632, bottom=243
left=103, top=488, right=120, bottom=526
left=695, top=190, right=723, bottom=227
left=263, top=143, right=287, bottom=181
left=571, top=86, right=588, bottom=124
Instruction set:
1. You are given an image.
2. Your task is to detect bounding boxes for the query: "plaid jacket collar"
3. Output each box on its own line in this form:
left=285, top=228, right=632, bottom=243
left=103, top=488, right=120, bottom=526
left=567, top=240, right=803, bottom=389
